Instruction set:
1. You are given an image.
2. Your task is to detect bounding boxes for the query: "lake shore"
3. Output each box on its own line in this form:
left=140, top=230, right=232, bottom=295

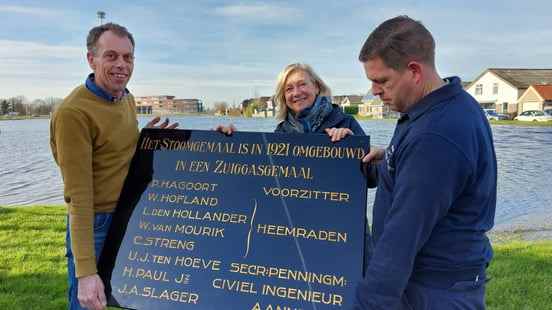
left=1, top=205, right=550, bottom=309
left=0, top=115, right=49, bottom=121
left=353, top=115, right=552, bottom=126
left=2, top=114, right=552, bottom=127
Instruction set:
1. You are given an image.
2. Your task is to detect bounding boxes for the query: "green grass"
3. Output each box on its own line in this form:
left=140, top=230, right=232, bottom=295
left=489, top=120, right=552, bottom=126
left=486, top=241, right=552, bottom=309
left=1, top=205, right=551, bottom=309
left=354, top=115, right=398, bottom=121
left=0, top=206, right=67, bottom=309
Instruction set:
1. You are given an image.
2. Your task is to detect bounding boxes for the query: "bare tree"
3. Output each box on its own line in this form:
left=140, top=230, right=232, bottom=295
left=44, top=97, right=63, bottom=113
left=213, top=101, right=228, bottom=115
left=7, top=96, right=28, bottom=115
left=1, top=100, right=9, bottom=115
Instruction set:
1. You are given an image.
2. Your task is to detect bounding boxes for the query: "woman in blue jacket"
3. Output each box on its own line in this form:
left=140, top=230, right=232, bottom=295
left=272, top=63, right=365, bottom=138
left=217, top=63, right=365, bottom=139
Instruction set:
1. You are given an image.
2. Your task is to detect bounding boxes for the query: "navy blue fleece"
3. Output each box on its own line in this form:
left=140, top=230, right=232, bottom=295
left=355, top=77, right=497, bottom=309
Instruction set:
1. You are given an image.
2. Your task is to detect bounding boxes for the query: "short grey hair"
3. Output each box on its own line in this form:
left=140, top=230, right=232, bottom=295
left=359, top=15, right=435, bottom=71
left=87, top=22, right=135, bottom=55
left=274, top=63, right=332, bottom=120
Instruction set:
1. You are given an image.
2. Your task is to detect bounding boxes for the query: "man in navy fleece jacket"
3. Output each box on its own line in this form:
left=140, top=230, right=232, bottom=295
left=354, top=16, right=497, bottom=309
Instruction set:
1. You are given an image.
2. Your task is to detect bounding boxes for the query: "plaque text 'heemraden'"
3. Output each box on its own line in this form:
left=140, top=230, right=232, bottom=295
left=100, top=129, right=369, bottom=310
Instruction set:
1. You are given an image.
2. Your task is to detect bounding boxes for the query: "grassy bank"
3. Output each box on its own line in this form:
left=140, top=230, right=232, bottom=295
left=489, top=119, right=552, bottom=126
left=354, top=115, right=397, bottom=121
left=353, top=115, right=552, bottom=127
left=1, top=205, right=551, bottom=309
left=0, top=115, right=49, bottom=121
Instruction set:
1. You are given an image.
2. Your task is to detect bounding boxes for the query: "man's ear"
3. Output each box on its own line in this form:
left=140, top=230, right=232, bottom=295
left=87, top=52, right=96, bottom=71
left=407, top=61, right=423, bottom=84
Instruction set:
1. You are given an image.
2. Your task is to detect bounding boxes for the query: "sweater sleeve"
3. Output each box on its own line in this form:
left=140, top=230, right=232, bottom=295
left=51, top=108, right=97, bottom=278
left=354, top=133, right=472, bottom=309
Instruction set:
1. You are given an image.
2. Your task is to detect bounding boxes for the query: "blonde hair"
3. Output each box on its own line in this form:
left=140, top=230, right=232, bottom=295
left=274, top=63, right=332, bottom=120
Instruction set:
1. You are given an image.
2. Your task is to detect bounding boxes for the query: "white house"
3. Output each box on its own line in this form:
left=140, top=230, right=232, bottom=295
left=332, top=95, right=363, bottom=109
left=358, top=97, right=400, bottom=119
left=465, top=68, right=552, bottom=116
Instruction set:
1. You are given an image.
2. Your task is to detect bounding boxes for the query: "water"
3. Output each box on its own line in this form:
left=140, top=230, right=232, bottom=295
left=1, top=116, right=551, bottom=231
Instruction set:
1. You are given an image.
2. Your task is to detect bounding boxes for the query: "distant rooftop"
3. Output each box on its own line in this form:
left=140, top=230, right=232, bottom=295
left=532, top=84, right=552, bottom=100
left=488, top=68, right=552, bottom=89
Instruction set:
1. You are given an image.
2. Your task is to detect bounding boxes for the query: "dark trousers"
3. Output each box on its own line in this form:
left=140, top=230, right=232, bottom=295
left=400, top=278, right=486, bottom=310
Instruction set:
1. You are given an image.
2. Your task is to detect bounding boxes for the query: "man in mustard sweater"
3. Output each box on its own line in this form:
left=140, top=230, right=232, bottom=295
left=50, top=23, right=176, bottom=310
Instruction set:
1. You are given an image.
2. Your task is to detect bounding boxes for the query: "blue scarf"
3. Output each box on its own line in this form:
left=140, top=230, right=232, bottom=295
left=280, top=96, right=333, bottom=133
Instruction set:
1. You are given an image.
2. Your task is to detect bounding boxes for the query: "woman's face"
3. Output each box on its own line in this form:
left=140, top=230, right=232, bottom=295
left=284, top=70, right=319, bottom=114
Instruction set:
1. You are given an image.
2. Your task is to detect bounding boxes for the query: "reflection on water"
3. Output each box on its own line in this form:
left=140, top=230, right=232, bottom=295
left=1, top=117, right=550, bottom=231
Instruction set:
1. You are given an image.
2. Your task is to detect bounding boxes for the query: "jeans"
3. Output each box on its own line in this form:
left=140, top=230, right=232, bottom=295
left=66, top=213, right=113, bottom=310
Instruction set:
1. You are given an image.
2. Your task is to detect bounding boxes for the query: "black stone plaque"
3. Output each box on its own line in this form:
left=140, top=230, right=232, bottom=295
left=98, top=129, right=369, bottom=310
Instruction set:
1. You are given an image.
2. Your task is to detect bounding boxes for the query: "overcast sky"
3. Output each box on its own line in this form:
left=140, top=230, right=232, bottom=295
left=1, top=0, right=551, bottom=107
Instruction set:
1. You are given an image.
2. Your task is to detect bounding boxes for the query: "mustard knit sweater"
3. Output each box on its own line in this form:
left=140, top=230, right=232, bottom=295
left=50, top=85, right=139, bottom=277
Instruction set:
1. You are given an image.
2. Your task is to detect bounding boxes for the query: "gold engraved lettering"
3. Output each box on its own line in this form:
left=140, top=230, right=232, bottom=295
left=150, top=179, right=218, bottom=192
left=175, top=160, right=187, bottom=171
left=262, top=284, right=342, bottom=306
left=151, top=254, right=171, bottom=265
left=171, top=209, right=247, bottom=224
left=128, top=251, right=171, bottom=265
left=263, top=186, right=349, bottom=203
left=238, top=143, right=263, bottom=155
left=213, top=160, right=312, bottom=180
left=266, top=143, right=290, bottom=156
left=158, top=194, right=218, bottom=207
left=251, top=302, right=301, bottom=310
left=150, top=223, right=172, bottom=232
left=292, top=144, right=365, bottom=159
left=123, top=265, right=133, bottom=278
left=229, top=263, right=346, bottom=287
left=256, top=224, right=347, bottom=243
left=158, top=140, right=236, bottom=153
left=212, top=278, right=258, bottom=294
left=128, top=251, right=149, bottom=263
left=174, top=273, right=191, bottom=284
left=139, top=137, right=162, bottom=150
left=121, top=266, right=170, bottom=282
left=133, top=235, right=195, bottom=251
left=189, top=160, right=209, bottom=172
left=174, top=224, right=224, bottom=238
left=173, top=256, right=221, bottom=271
left=117, top=284, right=199, bottom=304
left=142, top=207, right=171, bottom=217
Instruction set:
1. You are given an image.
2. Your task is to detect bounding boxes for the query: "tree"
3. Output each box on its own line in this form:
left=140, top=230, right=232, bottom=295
left=0, top=100, right=8, bottom=115
left=243, top=98, right=265, bottom=117
left=227, top=103, right=242, bottom=117
left=32, top=97, right=62, bottom=115
left=7, top=96, right=29, bottom=115
left=344, top=105, right=359, bottom=115
left=44, top=97, right=63, bottom=107
left=213, top=101, right=228, bottom=115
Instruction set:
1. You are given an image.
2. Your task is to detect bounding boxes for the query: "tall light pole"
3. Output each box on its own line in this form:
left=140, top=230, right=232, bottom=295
left=97, top=11, right=106, bottom=25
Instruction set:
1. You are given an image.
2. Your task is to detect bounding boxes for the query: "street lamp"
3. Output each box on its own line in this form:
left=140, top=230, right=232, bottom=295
left=97, top=11, right=106, bottom=25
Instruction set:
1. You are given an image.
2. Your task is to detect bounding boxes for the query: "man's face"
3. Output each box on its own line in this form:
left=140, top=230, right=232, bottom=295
left=363, top=57, right=416, bottom=113
left=284, top=70, right=319, bottom=114
left=87, top=30, right=134, bottom=98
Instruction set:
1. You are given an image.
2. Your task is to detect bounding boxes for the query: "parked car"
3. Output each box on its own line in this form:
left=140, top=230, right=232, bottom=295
left=514, top=110, right=552, bottom=122
left=483, top=109, right=509, bottom=120
left=545, top=109, right=552, bottom=117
